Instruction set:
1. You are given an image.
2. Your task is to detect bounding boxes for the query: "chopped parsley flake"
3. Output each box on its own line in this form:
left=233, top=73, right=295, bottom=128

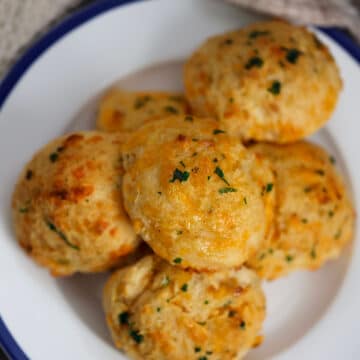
left=157, top=191, right=162, bottom=195
left=206, top=351, right=213, bottom=355
left=176, top=230, right=183, bottom=235
left=219, top=187, right=237, bottom=194
left=134, top=96, right=151, bottom=109
left=19, top=207, right=29, bottom=213
left=310, top=248, right=317, bottom=259
left=164, top=105, right=178, bottom=114
left=156, top=307, right=161, bottom=312
left=25, top=170, right=33, bottom=180
left=49, top=152, right=59, bottom=163
left=214, top=166, right=230, bottom=186
left=212, top=158, right=218, bottom=163
left=229, top=97, right=234, bottom=103
left=243, top=197, right=247, bottom=205
left=268, top=80, right=281, bottom=95
left=179, top=160, right=186, bottom=168
left=304, top=186, right=312, bottom=193
left=249, top=30, right=270, bottom=39
left=169, top=95, right=183, bottom=102
left=228, top=310, right=236, bottom=318
left=129, top=329, right=144, bottom=344
left=329, top=156, right=336, bottom=164
left=192, top=152, right=198, bottom=157
left=173, top=257, right=182, bottom=264
left=181, top=283, right=188, bottom=292
left=285, top=48, right=303, bottom=64
left=268, top=248, right=274, bottom=254
left=194, top=347, right=201, bottom=353
left=198, top=357, right=208, bottom=360
left=213, top=129, right=226, bottom=135
left=245, top=56, right=264, bottom=69
left=240, top=321, right=246, bottom=330
left=204, top=300, right=209, bottom=305
left=169, top=168, right=190, bottom=183
left=328, top=210, right=334, bottom=217
left=265, top=183, right=273, bottom=193
left=184, top=115, right=193, bottom=122
left=45, top=219, right=79, bottom=250
left=286, top=255, right=294, bottom=262
left=315, top=169, right=325, bottom=176
left=301, top=218, right=308, bottom=224
left=118, top=311, right=130, bottom=325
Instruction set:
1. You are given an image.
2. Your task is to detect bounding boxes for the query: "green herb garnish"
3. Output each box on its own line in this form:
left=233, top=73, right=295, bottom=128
left=243, top=197, right=247, bottom=205
left=49, top=152, right=59, bottom=163
left=328, top=210, right=334, bottom=218
left=286, top=255, right=294, bottom=262
left=301, top=218, right=308, bottom=224
left=249, top=30, right=270, bottom=39
left=245, top=56, right=264, bottom=69
left=164, top=105, right=178, bottom=114
left=25, top=170, right=33, bottom=180
left=228, top=310, right=236, bottom=318
left=213, top=129, right=226, bottom=135
left=315, top=169, right=325, bottom=176
left=194, top=347, right=201, bottom=353
left=45, top=219, right=79, bottom=250
left=156, top=307, right=161, bottom=312
left=179, top=160, right=186, bottom=168
left=310, top=248, right=317, bottom=259
left=173, top=257, right=182, bottom=264
left=129, top=329, right=144, bottom=344
left=170, top=168, right=190, bottom=183
left=118, top=311, right=130, bottom=325
left=184, top=115, right=193, bottom=122
left=134, top=96, right=151, bottom=109
left=239, top=321, right=246, bottom=330
left=219, top=187, right=237, bottom=194
left=265, top=183, right=273, bottom=193
left=214, top=166, right=230, bottom=186
left=285, top=48, right=302, bottom=64
left=204, top=300, right=209, bottom=305
left=329, top=156, right=336, bottom=164
left=181, top=283, right=188, bottom=292
left=268, top=80, right=281, bottom=95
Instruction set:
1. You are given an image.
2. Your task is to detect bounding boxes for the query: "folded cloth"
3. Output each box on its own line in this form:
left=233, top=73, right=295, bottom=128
left=0, top=0, right=84, bottom=78
left=227, top=0, right=360, bottom=42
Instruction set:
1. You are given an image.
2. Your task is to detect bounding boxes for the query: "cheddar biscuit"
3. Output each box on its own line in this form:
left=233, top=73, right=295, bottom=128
left=247, top=141, right=355, bottom=280
left=103, top=255, right=266, bottom=360
left=184, top=21, right=342, bottom=142
left=12, top=131, right=139, bottom=276
left=122, top=116, right=275, bottom=270
left=96, top=88, right=189, bottom=132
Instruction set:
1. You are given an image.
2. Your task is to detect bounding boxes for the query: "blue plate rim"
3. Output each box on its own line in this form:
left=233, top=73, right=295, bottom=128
left=0, top=0, right=359, bottom=359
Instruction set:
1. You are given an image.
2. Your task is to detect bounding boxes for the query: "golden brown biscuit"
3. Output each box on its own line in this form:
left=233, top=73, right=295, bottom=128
left=184, top=21, right=342, bottom=143
left=247, top=141, right=355, bottom=280
left=12, top=131, right=139, bottom=276
left=96, top=88, right=189, bottom=132
left=122, top=116, right=275, bottom=270
left=103, top=255, right=266, bottom=360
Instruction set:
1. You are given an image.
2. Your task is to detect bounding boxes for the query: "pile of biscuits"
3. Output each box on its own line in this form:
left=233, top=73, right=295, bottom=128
left=12, top=21, right=355, bottom=359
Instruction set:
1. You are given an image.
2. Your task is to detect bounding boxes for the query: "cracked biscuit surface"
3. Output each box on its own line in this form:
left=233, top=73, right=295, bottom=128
left=103, top=255, right=266, bottom=360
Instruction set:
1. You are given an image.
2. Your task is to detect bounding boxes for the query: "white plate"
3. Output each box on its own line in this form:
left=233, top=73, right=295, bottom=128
left=0, top=0, right=359, bottom=359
